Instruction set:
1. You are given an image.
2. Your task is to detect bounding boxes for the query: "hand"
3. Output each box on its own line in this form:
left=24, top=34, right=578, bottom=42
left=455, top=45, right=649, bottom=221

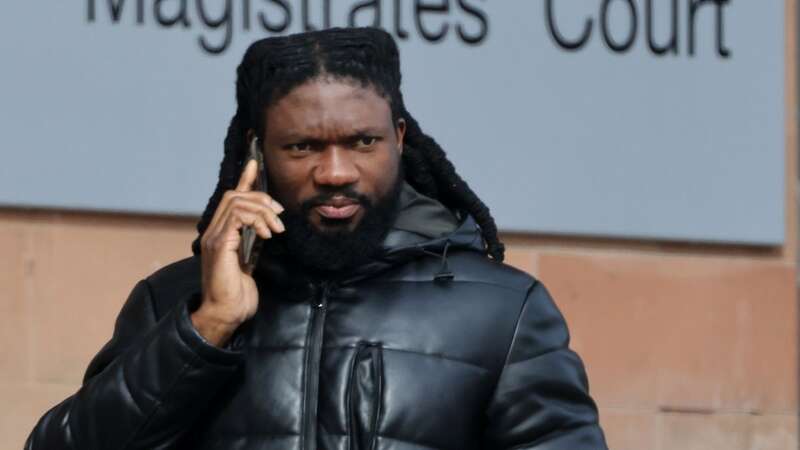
left=192, top=159, right=285, bottom=347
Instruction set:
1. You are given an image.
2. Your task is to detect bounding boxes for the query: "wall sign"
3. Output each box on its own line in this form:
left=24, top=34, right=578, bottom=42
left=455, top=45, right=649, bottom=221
left=0, top=1, right=784, bottom=245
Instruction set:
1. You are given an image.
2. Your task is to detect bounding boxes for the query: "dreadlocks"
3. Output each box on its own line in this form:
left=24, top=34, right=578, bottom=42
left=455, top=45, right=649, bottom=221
left=192, top=27, right=505, bottom=261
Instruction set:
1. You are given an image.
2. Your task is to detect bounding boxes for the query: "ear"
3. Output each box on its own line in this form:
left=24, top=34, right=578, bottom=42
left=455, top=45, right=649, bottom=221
left=395, top=118, right=406, bottom=155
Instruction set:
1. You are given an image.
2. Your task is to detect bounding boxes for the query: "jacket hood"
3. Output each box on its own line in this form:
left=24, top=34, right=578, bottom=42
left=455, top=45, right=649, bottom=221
left=383, top=181, right=481, bottom=253
left=355, top=181, right=486, bottom=281
left=253, top=182, right=487, bottom=287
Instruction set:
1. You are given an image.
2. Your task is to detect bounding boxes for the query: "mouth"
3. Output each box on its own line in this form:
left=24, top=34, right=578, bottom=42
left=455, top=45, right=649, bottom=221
left=314, top=197, right=362, bottom=220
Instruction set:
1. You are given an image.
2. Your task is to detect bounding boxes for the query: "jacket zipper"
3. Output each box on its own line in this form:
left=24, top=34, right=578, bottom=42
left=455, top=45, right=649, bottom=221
left=303, top=281, right=330, bottom=450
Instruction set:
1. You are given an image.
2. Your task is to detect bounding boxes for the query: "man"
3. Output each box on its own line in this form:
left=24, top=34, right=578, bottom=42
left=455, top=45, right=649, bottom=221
left=27, top=27, right=607, bottom=449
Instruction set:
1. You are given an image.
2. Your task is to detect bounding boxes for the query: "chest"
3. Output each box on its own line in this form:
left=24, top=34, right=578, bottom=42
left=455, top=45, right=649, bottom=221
left=189, top=280, right=519, bottom=450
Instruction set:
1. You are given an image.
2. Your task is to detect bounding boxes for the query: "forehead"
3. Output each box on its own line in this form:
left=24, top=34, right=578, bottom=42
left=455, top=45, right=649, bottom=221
left=264, top=78, right=393, bottom=138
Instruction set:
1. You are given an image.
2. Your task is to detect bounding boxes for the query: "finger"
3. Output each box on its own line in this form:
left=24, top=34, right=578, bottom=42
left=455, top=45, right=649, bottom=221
left=203, top=214, right=244, bottom=254
left=221, top=209, right=272, bottom=242
left=258, top=204, right=285, bottom=233
left=234, top=199, right=285, bottom=234
left=267, top=196, right=285, bottom=214
left=218, top=197, right=285, bottom=234
left=205, top=193, right=233, bottom=240
left=243, top=214, right=273, bottom=240
left=206, top=188, right=280, bottom=236
left=233, top=191, right=285, bottom=214
left=235, top=159, right=258, bottom=192
left=204, top=202, right=256, bottom=252
left=206, top=185, right=284, bottom=239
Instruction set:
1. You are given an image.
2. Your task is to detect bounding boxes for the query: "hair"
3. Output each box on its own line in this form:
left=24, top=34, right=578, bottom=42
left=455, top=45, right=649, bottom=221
left=192, top=27, right=505, bottom=261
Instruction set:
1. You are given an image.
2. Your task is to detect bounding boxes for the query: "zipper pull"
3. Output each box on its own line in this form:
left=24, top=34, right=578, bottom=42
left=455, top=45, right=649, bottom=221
left=312, top=281, right=331, bottom=308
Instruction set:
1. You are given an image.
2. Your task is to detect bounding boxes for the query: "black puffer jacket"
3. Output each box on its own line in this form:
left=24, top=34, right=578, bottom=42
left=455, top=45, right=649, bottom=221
left=26, top=184, right=607, bottom=450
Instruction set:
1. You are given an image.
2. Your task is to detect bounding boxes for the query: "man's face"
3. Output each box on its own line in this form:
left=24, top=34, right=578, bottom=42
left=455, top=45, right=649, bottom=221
left=261, top=78, right=405, bottom=233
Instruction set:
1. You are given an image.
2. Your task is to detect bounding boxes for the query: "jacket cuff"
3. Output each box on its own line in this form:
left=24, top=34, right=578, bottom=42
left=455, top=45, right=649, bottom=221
left=174, top=294, right=244, bottom=366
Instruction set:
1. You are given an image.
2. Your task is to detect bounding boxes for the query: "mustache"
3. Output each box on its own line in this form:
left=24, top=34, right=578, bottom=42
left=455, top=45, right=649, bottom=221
left=300, top=188, right=372, bottom=211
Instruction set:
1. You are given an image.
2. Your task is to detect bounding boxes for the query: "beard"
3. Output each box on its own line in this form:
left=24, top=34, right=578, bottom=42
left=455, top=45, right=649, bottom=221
left=263, top=168, right=404, bottom=277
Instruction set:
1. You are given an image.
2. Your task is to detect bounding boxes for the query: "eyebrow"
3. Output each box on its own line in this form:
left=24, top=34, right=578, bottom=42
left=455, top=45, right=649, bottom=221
left=279, top=127, right=386, bottom=143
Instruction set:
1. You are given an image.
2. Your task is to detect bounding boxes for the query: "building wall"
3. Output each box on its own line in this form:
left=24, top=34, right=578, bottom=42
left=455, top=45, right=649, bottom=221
left=1, top=201, right=797, bottom=449
left=1, top=3, right=797, bottom=449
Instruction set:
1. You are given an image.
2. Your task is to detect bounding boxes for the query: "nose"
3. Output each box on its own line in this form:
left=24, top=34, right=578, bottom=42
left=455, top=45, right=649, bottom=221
left=313, top=146, right=359, bottom=187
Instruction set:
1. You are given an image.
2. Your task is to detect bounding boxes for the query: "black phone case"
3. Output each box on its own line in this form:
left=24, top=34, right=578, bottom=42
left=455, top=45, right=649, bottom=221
left=239, top=139, right=268, bottom=273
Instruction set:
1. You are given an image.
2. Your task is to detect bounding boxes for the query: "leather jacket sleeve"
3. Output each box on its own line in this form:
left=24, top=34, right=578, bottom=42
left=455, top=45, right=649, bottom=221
left=25, top=279, right=244, bottom=450
left=482, top=282, right=608, bottom=449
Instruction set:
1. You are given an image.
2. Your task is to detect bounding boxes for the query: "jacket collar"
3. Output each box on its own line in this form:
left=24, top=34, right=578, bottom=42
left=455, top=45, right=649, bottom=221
left=342, top=182, right=486, bottom=283
left=251, top=182, right=487, bottom=289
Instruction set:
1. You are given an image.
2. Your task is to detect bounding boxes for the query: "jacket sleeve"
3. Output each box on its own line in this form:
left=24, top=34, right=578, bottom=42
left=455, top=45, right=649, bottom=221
left=483, top=281, right=608, bottom=450
left=25, top=279, right=245, bottom=450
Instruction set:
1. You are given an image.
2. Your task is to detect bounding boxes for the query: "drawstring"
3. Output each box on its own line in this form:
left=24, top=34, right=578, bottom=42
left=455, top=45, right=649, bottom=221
left=422, top=240, right=454, bottom=283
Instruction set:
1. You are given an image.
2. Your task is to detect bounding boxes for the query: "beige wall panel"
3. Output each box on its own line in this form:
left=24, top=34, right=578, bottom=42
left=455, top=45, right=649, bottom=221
left=0, top=222, right=32, bottom=383
left=749, top=414, right=799, bottom=450
left=0, top=212, right=197, bottom=385
left=537, top=251, right=797, bottom=414
left=656, top=412, right=798, bottom=450
left=657, top=412, right=751, bottom=450
left=597, top=408, right=657, bottom=450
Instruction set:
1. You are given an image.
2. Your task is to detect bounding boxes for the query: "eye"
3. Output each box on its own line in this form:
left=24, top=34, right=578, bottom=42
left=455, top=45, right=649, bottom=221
left=353, top=136, right=378, bottom=149
left=287, top=143, right=312, bottom=153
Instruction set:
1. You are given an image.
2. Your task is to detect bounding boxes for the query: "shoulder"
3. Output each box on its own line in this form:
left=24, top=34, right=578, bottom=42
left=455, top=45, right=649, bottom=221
left=446, top=251, right=574, bottom=360
left=143, top=256, right=202, bottom=317
left=448, top=250, right=537, bottom=295
left=378, top=249, right=538, bottom=304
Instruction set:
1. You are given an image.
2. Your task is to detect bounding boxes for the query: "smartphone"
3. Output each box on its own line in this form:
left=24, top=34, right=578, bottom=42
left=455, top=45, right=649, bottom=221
left=239, top=137, right=268, bottom=273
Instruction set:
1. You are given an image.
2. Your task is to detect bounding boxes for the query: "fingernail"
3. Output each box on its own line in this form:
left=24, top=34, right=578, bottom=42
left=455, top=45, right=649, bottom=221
left=273, top=201, right=285, bottom=213
left=276, top=218, right=285, bottom=233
